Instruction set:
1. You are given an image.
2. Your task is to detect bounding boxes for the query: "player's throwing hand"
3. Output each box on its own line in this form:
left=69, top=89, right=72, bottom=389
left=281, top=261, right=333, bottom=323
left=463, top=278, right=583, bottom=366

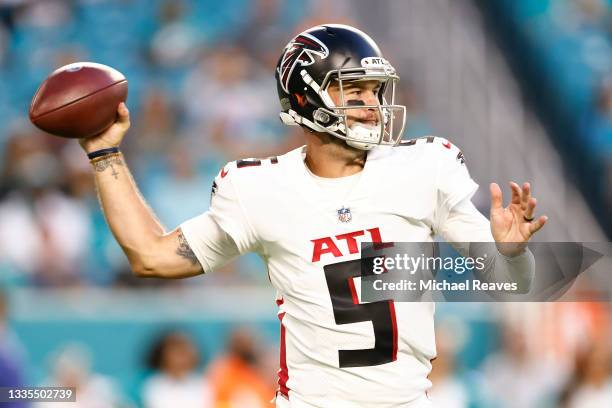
left=489, top=181, right=548, bottom=256
left=79, top=102, right=131, bottom=154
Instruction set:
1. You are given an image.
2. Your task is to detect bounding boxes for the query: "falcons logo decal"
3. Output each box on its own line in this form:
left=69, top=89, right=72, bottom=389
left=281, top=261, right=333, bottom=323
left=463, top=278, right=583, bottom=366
left=277, top=33, right=329, bottom=93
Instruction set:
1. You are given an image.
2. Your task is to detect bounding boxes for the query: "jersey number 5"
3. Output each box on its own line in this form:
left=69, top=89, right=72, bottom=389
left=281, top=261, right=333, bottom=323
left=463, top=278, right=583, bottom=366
left=324, top=259, right=398, bottom=368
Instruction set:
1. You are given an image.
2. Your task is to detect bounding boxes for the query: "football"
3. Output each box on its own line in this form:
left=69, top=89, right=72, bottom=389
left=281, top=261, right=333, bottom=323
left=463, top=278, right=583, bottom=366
left=29, top=62, right=128, bottom=139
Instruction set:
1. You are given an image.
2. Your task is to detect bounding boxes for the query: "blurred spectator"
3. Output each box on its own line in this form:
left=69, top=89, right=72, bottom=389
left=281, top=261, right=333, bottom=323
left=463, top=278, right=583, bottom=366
left=551, top=0, right=612, bottom=73
left=39, top=342, right=126, bottom=408
left=0, top=2, right=19, bottom=34
left=236, top=0, right=294, bottom=69
left=552, top=0, right=612, bottom=34
left=582, top=78, right=612, bottom=156
left=526, top=302, right=610, bottom=365
left=0, top=129, right=91, bottom=286
left=149, top=0, right=201, bottom=69
left=207, top=328, right=274, bottom=408
left=559, top=338, right=612, bottom=408
left=59, top=142, right=96, bottom=202
left=0, top=20, right=7, bottom=65
left=293, top=0, right=356, bottom=34
left=581, top=78, right=612, bottom=221
left=0, top=288, right=28, bottom=408
left=13, top=0, right=72, bottom=29
left=480, top=324, right=566, bottom=408
left=142, top=330, right=212, bottom=408
left=144, top=141, right=216, bottom=231
left=181, top=45, right=283, bottom=160
left=128, top=87, right=180, bottom=168
left=428, top=321, right=469, bottom=408
left=52, top=48, right=87, bottom=69
left=606, top=160, right=612, bottom=222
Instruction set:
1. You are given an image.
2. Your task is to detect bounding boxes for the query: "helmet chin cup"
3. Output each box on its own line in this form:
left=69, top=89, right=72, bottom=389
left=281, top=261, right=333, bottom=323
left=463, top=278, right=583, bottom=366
left=345, top=123, right=380, bottom=151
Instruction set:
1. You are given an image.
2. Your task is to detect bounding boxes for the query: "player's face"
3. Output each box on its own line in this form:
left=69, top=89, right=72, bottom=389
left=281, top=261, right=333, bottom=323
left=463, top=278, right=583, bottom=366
left=327, top=80, right=382, bottom=129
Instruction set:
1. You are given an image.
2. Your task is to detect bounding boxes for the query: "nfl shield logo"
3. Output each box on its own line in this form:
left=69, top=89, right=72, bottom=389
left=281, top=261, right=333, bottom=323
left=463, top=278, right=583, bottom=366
left=337, top=207, right=352, bottom=223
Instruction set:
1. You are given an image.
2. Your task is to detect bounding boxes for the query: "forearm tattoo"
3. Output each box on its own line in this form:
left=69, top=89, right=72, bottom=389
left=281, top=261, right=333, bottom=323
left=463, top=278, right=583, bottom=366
left=92, top=154, right=123, bottom=179
left=176, top=229, right=199, bottom=266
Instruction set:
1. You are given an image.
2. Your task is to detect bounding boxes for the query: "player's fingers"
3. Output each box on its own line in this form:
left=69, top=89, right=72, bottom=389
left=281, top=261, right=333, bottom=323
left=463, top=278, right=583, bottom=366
left=524, top=197, right=537, bottom=221
left=528, top=215, right=548, bottom=235
left=490, top=183, right=503, bottom=211
left=510, top=181, right=521, bottom=205
left=116, top=102, right=130, bottom=127
left=117, top=102, right=128, bottom=117
left=521, top=182, right=531, bottom=210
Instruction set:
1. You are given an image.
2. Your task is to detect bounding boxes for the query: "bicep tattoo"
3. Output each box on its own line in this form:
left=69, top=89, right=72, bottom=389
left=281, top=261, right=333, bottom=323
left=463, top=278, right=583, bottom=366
left=176, top=229, right=199, bottom=266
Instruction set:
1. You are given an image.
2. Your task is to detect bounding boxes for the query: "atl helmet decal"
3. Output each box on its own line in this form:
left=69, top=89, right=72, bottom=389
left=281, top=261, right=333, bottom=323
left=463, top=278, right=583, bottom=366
left=278, top=33, right=329, bottom=94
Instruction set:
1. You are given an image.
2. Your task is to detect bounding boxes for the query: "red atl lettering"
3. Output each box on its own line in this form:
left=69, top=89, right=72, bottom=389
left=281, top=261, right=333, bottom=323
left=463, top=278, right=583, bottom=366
left=311, top=237, right=343, bottom=262
left=335, top=230, right=365, bottom=254
left=311, top=227, right=388, bottom=262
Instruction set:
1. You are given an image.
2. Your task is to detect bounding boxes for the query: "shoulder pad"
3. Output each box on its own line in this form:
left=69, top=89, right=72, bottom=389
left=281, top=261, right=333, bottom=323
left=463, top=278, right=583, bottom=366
left=215, top=155, right=281, bottom=181
left=398, top=136, right=465, bottom=162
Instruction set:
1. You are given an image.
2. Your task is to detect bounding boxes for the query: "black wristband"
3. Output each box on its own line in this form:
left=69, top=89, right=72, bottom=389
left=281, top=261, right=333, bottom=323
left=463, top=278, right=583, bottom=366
left=87, top=147, right=120, bottom=160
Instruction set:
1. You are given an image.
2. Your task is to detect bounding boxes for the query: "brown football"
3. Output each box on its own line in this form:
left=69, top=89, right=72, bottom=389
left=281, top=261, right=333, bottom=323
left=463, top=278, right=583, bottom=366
left=29, top=62, right=128, bottom=138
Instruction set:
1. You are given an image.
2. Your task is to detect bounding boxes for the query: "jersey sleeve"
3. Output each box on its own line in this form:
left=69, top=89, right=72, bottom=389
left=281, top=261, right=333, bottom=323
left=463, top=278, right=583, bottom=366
left=181, top=164, right=259, bottom=256
left=438, top=198, right=493, bottom=243
left=434, top=139, right=479, bottom=231
left=180, top=212, right=240, bottom=273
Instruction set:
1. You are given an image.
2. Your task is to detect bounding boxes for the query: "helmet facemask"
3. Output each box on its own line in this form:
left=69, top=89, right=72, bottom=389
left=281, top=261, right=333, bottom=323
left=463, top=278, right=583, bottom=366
left=304, top=61, right=406, bottom=150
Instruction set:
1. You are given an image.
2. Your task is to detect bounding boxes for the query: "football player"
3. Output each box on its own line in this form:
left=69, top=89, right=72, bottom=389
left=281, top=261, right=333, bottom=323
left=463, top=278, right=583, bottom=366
left=80, top=24, right=547, bottom=407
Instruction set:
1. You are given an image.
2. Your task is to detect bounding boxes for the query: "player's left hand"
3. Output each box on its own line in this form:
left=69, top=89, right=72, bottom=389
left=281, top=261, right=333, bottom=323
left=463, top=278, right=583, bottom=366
left=489, top=182, right=548, bottom=257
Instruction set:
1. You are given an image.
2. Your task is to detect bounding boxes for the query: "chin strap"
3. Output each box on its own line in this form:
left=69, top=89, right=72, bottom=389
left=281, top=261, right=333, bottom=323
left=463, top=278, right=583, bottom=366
left=279, top=109, right=379, bottom=151
left=279, top=111, right=299, bottom=126
left=279, top=109, right=328, bottom=132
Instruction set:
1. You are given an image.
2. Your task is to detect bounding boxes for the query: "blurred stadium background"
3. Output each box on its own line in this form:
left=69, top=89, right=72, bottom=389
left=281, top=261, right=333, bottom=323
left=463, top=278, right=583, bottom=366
left=0, top=0, right=611, bottom=407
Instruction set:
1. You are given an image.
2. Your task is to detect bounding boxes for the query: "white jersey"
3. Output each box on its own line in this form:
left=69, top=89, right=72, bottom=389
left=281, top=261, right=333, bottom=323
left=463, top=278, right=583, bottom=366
left=182, top=136, right=481, bottom=407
